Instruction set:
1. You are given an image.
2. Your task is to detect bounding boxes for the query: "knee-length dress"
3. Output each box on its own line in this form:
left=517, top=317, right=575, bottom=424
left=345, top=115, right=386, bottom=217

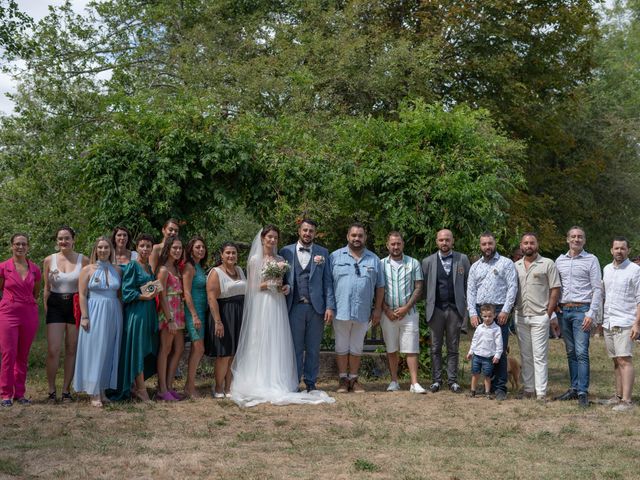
left=158, top=271, right=185, bottom=330
left=185, top=263, right=207, bottom=342
left=73, top=262, right=122, bottom=396
left=205, top=266, right=246, bottom=357
left=0, top=259, right=41, bottom=400
left=108, top=261, right=158, bottom=401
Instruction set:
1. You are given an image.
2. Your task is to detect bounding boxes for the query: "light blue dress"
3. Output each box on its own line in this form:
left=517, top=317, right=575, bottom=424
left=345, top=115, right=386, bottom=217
left=73, top=261, right=122, bottom=396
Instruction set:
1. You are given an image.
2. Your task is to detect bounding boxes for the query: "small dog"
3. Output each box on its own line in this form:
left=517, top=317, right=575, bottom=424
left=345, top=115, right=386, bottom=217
left=506, top=346, right=521, bottom=392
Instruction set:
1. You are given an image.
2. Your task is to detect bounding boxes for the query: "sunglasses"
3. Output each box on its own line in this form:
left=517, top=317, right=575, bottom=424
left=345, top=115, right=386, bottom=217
left=354, top=263, right=361, bottom=277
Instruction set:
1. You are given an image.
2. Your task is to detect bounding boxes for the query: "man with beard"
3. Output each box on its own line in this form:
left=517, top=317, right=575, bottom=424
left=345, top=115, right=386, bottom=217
left=554, top=226, right=602, bottom=407
left=601, top=237, right=640, bottom=411
left=513, top=233, right=561, bottom=401
left=280, top=219, right=335, bottom=392
left=422, top=229, right=470, bottom=393
left=331, top=223, right=384, bottom=393
left=467, top=231, right=517, bottom=401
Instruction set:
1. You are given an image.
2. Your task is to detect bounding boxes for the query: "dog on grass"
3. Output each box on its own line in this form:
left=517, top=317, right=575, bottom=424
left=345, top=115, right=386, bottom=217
left=506, top=346, right=521, bottom=392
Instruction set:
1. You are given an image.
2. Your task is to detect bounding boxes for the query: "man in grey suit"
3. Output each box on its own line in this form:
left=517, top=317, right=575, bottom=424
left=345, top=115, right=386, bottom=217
left=280, top=219, right=335, bottom=392
left=422, top=229, right=470, bottom=393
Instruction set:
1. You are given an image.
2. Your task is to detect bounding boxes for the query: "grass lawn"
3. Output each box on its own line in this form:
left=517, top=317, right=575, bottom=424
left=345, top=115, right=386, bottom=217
left=1, top=326, right=640, bottom=480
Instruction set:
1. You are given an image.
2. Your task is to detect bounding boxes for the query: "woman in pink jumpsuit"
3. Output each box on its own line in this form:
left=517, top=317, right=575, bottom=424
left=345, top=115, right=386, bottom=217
left=0, top=233, right=41, bottom=407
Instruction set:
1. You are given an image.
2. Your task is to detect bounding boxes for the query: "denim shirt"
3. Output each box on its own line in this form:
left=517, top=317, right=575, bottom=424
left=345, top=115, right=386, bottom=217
left=331, top=246, right=384, bottom=323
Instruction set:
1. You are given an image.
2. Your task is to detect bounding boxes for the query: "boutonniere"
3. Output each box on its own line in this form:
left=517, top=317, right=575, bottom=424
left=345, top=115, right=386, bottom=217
left=457, top=266, right=464, bottom=275
left=313, top=255, right=325, bottom=265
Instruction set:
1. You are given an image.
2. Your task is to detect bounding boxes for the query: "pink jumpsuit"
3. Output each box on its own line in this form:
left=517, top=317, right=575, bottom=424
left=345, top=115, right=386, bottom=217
left=0, top=259, right=41, bottom=400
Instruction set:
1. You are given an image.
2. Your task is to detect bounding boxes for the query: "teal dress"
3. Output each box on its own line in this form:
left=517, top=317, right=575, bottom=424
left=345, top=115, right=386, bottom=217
left=185, top=263, right=207, bottom=342
left=108, top=261, right=158, bottom=401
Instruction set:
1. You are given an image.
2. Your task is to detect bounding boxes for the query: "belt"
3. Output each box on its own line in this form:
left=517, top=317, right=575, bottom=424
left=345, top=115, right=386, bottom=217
left=51, top=292, right=74, bottom=300
left=560, top=302, right=589, bottom=308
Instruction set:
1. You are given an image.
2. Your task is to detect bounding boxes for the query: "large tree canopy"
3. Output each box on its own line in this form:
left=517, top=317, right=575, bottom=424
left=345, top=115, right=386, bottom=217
left=1, top=0, right=637, bottom=261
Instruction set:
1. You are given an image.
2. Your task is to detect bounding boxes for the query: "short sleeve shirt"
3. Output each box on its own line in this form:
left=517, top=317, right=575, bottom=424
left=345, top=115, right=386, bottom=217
left=514, top=255, right=561, bottom=317
left=331, top=247, right=384, bottom=323
left=381, top=255, right=423, bottom=313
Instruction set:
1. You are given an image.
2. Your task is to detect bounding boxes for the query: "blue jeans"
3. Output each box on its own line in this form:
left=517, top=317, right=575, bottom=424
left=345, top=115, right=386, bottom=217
left=560, top=305, right=590, bottom=394
left=289, top=303, right=325, bottom=388
left=477, top=304, right=508, bottom=393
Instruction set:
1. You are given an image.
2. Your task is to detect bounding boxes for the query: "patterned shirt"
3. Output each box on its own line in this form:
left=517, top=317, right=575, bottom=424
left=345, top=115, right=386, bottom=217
left=555, top=250, right=602, bottom=319
left=381, top=255, right=423, bottom=313
left=438, top=252, right=454, bottom=275
left=331, top=246, right=385, bottom=323
left=603, top=259, right=640, bottom=329
left=467, top=252, right=517, bottom=316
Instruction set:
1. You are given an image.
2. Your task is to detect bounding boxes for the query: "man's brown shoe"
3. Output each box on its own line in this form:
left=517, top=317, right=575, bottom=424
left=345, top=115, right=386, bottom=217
left=350, top=378, right=365, bottom=393
left=337, top=377, right=350, bottom=393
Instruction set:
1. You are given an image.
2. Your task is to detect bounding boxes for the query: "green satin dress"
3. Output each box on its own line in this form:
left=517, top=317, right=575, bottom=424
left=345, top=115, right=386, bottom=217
left=108, top=261, right=158, bottom=401
left=185, top=263, right=207, bottom=342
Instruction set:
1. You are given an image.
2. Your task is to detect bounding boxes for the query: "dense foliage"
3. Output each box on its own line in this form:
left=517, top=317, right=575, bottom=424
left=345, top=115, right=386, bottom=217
left=0, top=0, right=638, bottom=264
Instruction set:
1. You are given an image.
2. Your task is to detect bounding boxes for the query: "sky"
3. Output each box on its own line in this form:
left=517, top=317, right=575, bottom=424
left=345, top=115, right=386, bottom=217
left=0, top=0, right=91, bottom=114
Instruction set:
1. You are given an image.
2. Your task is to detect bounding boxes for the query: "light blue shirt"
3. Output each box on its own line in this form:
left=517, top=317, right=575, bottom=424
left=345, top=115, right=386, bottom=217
left=555, top=250, right=602, bottom=319
left=466, top=252, right=517, bottom=316
left=331, top=246, right=385, bottom=323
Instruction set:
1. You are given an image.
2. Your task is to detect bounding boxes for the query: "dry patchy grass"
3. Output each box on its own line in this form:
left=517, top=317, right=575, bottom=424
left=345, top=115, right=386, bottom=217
left=2, top=336, right=640, bottom=479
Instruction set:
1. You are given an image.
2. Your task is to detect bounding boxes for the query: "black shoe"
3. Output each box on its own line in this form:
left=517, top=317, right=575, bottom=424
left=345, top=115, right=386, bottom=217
left=429, top=382, right=441, bottom=393
left=554, top=389, right=578, bottom=401
left=306, top=384, right=316, bottom=393
left=578, top=393, right=589, bottom=408
left=495, top=390, right=507, bottom=401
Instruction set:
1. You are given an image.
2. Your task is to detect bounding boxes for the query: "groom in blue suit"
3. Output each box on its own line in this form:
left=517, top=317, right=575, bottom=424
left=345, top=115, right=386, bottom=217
left=280, top=219, right=335, bottom=392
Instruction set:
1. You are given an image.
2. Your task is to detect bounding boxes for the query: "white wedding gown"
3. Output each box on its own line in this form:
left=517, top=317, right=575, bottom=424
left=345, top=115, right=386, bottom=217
left=230, top=231, right=335, bottom=408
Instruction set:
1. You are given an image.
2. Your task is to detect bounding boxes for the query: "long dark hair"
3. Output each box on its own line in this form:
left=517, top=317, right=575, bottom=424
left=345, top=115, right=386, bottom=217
left=185, top=235, right=208, bottom=267
left=111, top=225, right=133, bottom=250
left=156, top=235, right=183, bottom=275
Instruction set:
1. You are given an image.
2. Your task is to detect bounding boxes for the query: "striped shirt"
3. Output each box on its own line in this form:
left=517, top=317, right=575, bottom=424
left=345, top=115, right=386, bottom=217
left=555, top=250, right=602, bottom=319
left=381, top=255, right=423, bottom=313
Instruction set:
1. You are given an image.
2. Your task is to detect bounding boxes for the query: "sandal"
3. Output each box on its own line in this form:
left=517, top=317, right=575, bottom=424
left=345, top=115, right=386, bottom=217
left=15, top=397, right=32, bottom=406
left=47, top=391, right=57, bottom=404
left=1, top=399, right=13, bottom=407
left=90, top=399, right=103, bottom=408
left=61, top=392, right=74, bottom=403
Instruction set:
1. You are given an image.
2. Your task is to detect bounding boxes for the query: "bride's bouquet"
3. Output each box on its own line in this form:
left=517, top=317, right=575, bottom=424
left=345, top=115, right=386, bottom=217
left=262, top=259, right=291, bottom=292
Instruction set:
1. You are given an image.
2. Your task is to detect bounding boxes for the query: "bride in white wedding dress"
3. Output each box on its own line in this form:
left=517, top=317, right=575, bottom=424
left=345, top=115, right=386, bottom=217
left=230, top=225, right=335, bottom=407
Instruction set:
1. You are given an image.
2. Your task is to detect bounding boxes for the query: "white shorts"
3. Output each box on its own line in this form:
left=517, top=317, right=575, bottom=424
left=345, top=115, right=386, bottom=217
left=333, top=319, right=369, bottom=356
left=380, top=311, right=419, bottom=354
left=604, top=326, right=634, bottom=358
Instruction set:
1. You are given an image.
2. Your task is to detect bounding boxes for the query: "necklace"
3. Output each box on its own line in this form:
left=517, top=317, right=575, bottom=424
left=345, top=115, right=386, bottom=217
left=222, top=264, right=238, bottom=279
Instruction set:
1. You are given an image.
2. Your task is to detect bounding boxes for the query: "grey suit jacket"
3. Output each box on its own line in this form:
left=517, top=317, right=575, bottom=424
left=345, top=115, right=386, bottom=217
left=422, top=251, right=470, bottom=325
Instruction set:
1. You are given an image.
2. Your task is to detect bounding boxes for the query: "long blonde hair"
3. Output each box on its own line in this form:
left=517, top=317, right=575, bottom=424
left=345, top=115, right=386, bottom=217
left=89, top=236, right=115, bottom=264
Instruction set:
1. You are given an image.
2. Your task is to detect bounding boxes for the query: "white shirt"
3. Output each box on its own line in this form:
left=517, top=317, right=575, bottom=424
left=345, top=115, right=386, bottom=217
left=603, top=259, right=640, bottom=328
left=468, top=322, right=503, bottom=359
left=296, top=241, right=312, bottom=270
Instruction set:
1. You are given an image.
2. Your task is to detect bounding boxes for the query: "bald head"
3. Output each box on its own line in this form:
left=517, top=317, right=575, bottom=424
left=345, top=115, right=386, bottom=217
left=436, top=229, right=454, bottom=255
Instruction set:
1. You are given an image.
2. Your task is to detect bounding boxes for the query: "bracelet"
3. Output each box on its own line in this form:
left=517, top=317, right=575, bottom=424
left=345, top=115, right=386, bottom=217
left=81, top=316, right=89, bottom=320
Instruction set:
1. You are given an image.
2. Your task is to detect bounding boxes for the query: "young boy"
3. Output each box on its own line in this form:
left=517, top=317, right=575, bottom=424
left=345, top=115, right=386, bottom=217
left=466, top=304, right=503, bottom=398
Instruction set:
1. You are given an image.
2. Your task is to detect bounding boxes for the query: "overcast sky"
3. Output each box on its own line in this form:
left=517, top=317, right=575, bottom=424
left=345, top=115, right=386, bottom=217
left=0, top=0, right=91, bottom=114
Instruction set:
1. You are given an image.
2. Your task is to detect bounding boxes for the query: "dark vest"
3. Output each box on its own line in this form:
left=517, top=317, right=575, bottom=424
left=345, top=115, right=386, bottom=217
left=435, top=256, right=456, bottom=310
left=293, top=253, right=311, bottom=303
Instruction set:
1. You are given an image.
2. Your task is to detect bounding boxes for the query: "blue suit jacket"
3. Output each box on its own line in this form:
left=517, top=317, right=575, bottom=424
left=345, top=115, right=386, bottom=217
left=280, top=243, right=336, bottom=316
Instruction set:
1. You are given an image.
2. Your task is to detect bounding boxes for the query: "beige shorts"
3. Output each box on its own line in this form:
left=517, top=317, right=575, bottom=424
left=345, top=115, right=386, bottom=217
left=380, top=311, right=419, bottom=354
left=604, top=326, right=634, bottom=358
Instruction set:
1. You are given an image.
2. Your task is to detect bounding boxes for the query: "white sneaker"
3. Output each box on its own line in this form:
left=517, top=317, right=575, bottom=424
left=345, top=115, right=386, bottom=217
left=386, top=381, right=401, bottom=392
left=410, top=383, right=427, bottom=394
